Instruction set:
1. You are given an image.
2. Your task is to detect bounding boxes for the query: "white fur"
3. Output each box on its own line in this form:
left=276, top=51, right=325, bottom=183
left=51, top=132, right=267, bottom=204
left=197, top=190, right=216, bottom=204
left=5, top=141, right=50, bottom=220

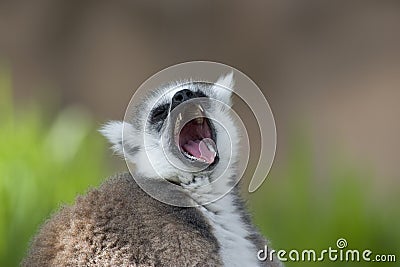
left=201, top=195, right=260, bottom=267
left=213, top=71, right=235, bottom=107
left=99, top=121, right=123, bottom=155
left=182, top=176, right=260, bottom=267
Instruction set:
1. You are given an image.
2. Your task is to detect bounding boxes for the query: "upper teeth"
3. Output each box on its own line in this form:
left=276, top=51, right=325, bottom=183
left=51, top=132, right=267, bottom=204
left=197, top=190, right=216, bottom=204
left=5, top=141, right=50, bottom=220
left=174, top=113, right=182, bottom=136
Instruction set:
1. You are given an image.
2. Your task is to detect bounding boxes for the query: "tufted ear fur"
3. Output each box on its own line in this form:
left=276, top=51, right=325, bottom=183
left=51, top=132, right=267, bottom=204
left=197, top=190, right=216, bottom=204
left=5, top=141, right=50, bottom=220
left=99, top=121, right=140, bottom=161
left=212, top=71, right=235, bottom=107
left=99, top=121, right=123, bottom=155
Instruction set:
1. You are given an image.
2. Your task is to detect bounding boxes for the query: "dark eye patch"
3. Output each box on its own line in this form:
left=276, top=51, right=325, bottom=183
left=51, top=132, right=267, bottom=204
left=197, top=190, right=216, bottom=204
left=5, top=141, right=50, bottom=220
left=150, top=103, right=170, bottom=125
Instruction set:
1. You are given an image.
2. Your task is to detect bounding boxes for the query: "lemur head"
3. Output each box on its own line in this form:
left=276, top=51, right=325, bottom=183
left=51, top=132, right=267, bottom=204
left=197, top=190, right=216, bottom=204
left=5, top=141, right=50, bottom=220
left=101, top=73, right=240, bottom=185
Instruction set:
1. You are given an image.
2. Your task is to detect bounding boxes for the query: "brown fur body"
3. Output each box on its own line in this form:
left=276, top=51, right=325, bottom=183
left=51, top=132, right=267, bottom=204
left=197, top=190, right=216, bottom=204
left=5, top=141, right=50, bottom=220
left=23, top=173, right=222, bottom=266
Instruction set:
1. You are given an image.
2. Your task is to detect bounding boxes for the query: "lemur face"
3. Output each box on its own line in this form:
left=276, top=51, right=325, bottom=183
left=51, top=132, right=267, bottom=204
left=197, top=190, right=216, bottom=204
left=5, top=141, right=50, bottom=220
left=101, top=73, right=239, bottom=184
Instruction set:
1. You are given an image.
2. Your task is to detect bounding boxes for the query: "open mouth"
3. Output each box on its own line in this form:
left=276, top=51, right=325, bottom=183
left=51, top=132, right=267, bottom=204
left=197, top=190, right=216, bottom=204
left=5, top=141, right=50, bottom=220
left=174, top=105, right=218, bottom=164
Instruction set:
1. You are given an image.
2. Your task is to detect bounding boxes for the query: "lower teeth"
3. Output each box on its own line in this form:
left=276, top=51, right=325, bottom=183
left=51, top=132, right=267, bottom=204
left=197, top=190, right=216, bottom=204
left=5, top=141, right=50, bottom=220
left=183, top=150, right=208, bottom=162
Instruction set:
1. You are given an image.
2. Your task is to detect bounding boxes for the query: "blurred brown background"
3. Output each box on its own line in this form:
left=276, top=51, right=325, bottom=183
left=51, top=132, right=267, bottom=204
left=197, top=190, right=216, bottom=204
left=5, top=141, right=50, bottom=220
left=1, top=0, right=399, bottom=187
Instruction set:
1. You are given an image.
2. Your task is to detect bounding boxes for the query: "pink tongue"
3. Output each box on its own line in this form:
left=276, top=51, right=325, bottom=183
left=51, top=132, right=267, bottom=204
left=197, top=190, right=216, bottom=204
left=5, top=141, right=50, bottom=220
left=183, top=138, right=217, bottom=164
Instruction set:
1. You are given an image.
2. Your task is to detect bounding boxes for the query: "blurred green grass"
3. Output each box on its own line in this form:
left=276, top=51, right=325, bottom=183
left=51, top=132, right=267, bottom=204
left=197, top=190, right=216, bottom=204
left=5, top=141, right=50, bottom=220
left=0, top=69, right=110, bottom=266
left=250, top=131, right=400, bottom=266
left=0, top=68, right=398, bottom=266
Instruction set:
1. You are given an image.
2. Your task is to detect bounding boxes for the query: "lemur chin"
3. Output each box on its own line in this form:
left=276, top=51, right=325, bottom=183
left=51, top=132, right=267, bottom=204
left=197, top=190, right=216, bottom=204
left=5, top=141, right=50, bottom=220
left=23, top=73, right=282, bottom=267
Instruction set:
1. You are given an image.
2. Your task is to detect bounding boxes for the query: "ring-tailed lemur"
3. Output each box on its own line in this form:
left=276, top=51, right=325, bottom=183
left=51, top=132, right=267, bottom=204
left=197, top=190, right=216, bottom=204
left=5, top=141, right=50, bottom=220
left=23, top=73, right=281, bottom=267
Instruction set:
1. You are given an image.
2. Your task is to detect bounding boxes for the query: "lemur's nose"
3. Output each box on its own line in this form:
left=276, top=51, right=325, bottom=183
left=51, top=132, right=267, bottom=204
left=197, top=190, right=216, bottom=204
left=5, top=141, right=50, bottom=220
left=172, top=89, right=194, bottom=109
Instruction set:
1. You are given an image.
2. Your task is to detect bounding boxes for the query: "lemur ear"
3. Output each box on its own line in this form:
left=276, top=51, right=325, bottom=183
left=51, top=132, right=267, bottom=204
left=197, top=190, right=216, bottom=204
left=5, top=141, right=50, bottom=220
left=99, top=121, right=124, bottom=156
left=99, top=121, right=139, bottom=160
left=213, top=71, right=235, bottom=107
